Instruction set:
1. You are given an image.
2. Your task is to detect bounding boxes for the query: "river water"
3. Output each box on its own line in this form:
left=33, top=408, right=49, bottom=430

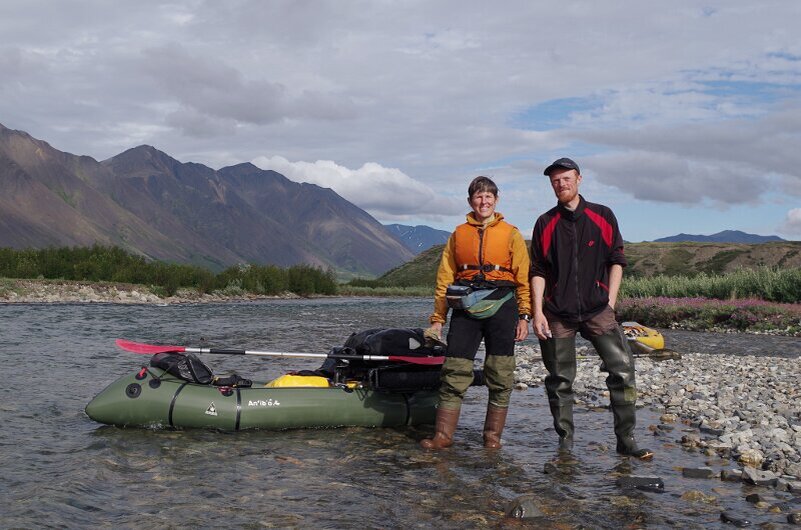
left=1, top=298, right=799, bottom=528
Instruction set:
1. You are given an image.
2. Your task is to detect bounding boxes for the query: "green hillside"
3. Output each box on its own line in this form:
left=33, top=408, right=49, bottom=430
left=374, top=245, right=444, bottom=286
left=375, top=241, right=801, bottom=287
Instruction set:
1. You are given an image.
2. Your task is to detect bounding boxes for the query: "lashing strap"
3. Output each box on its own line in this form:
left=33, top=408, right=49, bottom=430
left=459, top=264, right=512, bottom=273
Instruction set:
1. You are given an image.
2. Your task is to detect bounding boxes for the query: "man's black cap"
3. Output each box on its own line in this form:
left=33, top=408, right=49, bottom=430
left=544, top=157, right=580, bottom=176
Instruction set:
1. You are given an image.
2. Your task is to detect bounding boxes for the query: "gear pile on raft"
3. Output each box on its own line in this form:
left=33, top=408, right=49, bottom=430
left=85, top=323, right=672, bottom=432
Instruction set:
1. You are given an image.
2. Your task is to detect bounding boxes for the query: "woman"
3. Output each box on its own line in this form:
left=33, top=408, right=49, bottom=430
left=421, top=176, right=531, bottom=450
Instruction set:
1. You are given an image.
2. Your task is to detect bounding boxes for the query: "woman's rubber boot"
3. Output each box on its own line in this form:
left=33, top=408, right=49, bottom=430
left=612, top=403, right=654, bottom=460
left=420, top=407, right=461, bottom=450
left=482, top=404, right=508, bottom=449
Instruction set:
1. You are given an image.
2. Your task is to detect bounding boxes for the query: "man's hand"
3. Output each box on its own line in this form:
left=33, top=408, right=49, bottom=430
left=532, top=311, right=551, bottom=340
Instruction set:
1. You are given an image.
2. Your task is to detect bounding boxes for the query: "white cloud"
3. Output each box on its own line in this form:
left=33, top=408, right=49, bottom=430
left=779, top=208, right=801, bottom=236
left=252, top=155, right=463, bottom=219
left=138, top=43, right=358, bottom=127
left=1, top=1, right=801, bottom=238
left=567, top=102, right=801, bottom=206
left=585, top=151, right=766, bottom=205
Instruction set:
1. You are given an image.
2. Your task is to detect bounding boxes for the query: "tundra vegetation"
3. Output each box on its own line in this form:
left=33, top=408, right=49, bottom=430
left=0, top=245, right=336, bottom=297
left=344, top=243, right=801, bottom=334
left=2, top=244, right=800, bottom=334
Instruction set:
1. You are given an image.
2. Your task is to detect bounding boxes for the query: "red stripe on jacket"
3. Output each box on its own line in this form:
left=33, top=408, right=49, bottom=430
left=584, top=207, right=613, bottom=247
left=541, top=212, right=561, bottom=257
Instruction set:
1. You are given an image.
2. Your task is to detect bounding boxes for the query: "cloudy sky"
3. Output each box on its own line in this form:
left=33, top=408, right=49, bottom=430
left=2, top=1, right=800, bottom=241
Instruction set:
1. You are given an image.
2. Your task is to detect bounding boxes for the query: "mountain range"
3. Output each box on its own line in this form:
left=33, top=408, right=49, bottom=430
left=0, top=123, right=413, bottom=275
left=653, top=230, right=784, bottom=244
left=384, top=224, right=451, bottom=253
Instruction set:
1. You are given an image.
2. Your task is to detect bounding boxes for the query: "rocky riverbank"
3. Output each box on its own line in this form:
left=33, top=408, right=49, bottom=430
left=514, top=343, right=801, bottom=485
left=0, top=279, right=300, bottom=304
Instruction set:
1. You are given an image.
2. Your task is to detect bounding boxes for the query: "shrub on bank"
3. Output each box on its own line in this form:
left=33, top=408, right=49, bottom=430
left=620, top=267, right=801, bottom=303
left=617, top=296, right=801, bottom=334
left=338, top=285, right=433, bottom=297
left=0, top=245, right=337, bottom=297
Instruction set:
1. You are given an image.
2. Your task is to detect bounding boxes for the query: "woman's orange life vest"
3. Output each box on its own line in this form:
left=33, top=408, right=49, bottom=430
left=452, top=218, right=516, bottom=283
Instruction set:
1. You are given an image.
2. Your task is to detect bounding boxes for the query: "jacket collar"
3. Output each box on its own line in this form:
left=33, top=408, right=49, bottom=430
left=465, top=211, right=505, bottom=227
left=557, top=195, right=586, bottom=220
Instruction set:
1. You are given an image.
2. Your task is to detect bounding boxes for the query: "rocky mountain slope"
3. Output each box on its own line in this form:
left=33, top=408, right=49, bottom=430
left=384, top=224, right=450, bottom=253
left=0, top=123, right=413, bottom=275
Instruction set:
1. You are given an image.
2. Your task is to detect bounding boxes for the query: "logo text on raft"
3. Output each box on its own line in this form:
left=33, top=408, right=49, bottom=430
left=248, top=399, right=280, bottom=407
left=205, top=402, right=218, bottom=416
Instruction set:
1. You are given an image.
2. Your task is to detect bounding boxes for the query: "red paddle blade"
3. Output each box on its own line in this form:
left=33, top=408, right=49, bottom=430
left=115, top=338, right=187, bottom=354
left=390, top=355, right=445, bottom=365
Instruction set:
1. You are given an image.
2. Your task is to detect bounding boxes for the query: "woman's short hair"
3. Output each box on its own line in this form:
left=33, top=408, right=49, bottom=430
left=468, top=176, right=498, bottom=198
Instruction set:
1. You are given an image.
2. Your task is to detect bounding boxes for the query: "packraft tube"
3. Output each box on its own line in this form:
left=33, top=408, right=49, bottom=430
left=85, top=367, right=438, bottom=431
left=622, top=322, right=665, bottom=353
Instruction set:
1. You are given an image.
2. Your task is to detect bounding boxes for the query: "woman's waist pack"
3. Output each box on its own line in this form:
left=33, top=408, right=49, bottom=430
left=446, top=285, right=514, bottom=319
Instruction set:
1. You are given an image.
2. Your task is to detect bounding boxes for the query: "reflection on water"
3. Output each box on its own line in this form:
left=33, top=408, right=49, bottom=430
left=0, top=299, right=796, bottom=528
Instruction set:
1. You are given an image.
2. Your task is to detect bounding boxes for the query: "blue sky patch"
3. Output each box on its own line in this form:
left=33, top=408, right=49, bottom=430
left=511, top=96, right=603, bottom=131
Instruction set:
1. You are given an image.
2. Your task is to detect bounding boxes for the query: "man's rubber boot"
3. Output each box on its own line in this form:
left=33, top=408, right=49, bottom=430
left=420, top=407, right=460, bottom=450
left=589, top=328, right=637, bottom=406
left=612, top=403, right=653, bottom=460
left=549, top=403, right=574, bottom=451
left=482, top=404, right=508, bottom=449
left=540, top=337, right=577, bottom=450
left=589, top=329, right=652, bottom=460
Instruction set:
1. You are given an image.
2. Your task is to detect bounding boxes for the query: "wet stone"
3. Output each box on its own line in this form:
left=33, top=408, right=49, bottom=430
left=700, top=426, right=726, bottom=436
left=770, top=501, right=793, bottom=512
left=505, top=495, right=544, bottom=519
left=659, top=414, right=679, bottom=423
left=789, top=512, right=801, bottom=525
left=681, top=433, right=702, bottom=447
left=738, top=448, right=765, bottom=468
left=721, top=469, right=744, bottom=482
left=745, top=493, right=764, bottom=504
left=682, top=466, right=715, bottom=479
left=681, top=490, right=717, bottom=503
left=742, top=466, right=779, bottom=487
left=720, top=511, right=752, bottom=527
left=616, top=475, right=665, bottom=493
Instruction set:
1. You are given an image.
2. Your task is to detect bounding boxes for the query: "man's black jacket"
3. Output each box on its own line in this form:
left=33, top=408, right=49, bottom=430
left=530, top=195, right=626, bottom=322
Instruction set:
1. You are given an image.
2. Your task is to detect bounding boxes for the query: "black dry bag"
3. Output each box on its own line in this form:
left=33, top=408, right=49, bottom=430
left=150, top=352, right=214, bottom=384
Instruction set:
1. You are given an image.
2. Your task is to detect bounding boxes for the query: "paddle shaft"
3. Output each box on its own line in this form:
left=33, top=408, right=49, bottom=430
left=178, top=346, right=424, bottom=363
left=115, top=339, right=444, bottom=365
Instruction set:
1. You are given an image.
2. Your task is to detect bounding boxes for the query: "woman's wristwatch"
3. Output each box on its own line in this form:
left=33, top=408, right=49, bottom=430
left=519, top=314, right=531, bottom=322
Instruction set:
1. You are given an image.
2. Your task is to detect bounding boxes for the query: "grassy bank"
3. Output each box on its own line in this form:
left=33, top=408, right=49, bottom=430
left=617, top=297, right=801, bottom=335
left=619, top=267, right=801, bottom=303
left=337, top=285, right=433, bottom=297
left=4, top=246, right=800, bottom=335
left=0, top=245, right=337, bottom=297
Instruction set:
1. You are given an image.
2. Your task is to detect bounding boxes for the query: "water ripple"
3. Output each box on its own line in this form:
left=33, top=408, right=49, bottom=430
left=1, top=299, right=797, bottom=528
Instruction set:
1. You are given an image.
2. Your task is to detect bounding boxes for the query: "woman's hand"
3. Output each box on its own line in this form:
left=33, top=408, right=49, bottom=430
left=425, top=322, right=444, bottom=340
left=515, top=319, right=529, bottom=341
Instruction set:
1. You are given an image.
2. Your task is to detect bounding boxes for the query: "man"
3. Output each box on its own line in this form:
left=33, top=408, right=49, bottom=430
left=530, top=157, right=652, bottom=459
